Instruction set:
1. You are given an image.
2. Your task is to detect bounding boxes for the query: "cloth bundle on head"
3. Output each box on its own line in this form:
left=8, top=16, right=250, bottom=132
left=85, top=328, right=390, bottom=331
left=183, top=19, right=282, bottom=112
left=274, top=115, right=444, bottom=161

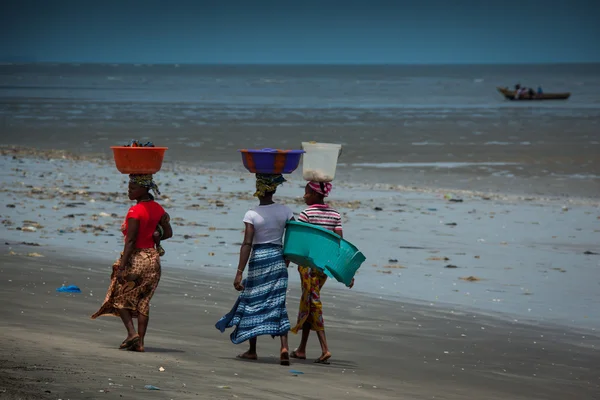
left=129, top=174, right=161, bottom=197
left=308, top=181, right=333, bottom=197
left=254, top=173, right=286, bottom=197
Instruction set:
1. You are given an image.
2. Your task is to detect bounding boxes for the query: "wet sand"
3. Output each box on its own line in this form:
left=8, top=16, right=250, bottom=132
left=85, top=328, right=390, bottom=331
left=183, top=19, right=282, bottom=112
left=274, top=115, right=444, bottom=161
left=1, top=121, right=599, bottom=198
left=1, top=252, right=599, bottom=400
left=1, top=146, right=599, bottom=398
left=1, top=146, right=599, bottom=329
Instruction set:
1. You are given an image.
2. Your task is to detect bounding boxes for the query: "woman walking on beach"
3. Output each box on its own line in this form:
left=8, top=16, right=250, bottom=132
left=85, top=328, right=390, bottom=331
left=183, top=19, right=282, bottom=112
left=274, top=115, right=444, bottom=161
left=290, top=182, right=353, bottom=364
left=91, top=174, right=172, bottom=352
left=216, top=174, right=294, bottom=365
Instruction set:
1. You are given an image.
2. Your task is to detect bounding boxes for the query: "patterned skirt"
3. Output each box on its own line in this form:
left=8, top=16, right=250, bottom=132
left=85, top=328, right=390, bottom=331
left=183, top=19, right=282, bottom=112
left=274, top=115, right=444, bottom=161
left=291, top=266, right=327, bottom=333
left=91, top=248, right=161, bottom=319
left=215, top=244, right=290, bottom=344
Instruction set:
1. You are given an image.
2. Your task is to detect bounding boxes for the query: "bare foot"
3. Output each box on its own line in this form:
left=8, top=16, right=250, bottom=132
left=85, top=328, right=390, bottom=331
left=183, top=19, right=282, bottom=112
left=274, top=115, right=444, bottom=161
left=236, top=351, right=257, bottom=360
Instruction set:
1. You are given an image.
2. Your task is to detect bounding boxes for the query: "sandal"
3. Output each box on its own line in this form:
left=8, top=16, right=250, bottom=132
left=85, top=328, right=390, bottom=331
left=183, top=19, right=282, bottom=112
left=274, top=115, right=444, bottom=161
left=290, top=350, right=306, bottom=360
left=314, top=352, right=331, bottom=364
left=119, top=336, right=140, bottom=350
left=128, top=341, right=145, bottom=352
left=236, top=352, right=257, bottom=360
left=280, top=350, right=290, bottom=366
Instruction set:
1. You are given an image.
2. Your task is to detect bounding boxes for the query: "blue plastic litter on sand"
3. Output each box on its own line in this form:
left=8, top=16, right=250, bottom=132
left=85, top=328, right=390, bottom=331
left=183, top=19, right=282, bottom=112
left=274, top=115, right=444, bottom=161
left=289, top=370, right=304, bottom=375
left=144, top=385, right=160, bottom=390
left=56, top=285, right=81, bottom=293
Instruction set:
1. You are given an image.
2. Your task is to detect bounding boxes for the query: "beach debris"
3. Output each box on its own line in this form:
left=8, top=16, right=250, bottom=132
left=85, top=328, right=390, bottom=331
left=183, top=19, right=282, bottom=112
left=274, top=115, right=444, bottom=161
left=383, top=264, right=406, bottom=269
left=56, top=285, right=81, bottom=293
left=445, top=265, right=458, bottom=269
left=399, top=246, right=427, bottom=250
left=584, top=251, right=598, bottom=255
left=20, top=226, right=37, bottom=232
left=159, top=367, right=165, bottom=372
left=449, top=198, right=463, bottom=203
left=427, top=256, right=449, bottom=261
left=65, top=202, right=86, bottom=208
left=427, top=208, right=437, bottom=212
left=374, top=207, right=383, bottom=211
left=289, top=369, right=304, bottom=375
left=217, top=386, right=230, bottom=389
left=27, top=252, right=44, bottom=257
left=6, top=204, right=15, bottom=208
left=460, top=276, right=481, bottom=282
left=144, top=385, right=160, bottom=390
left=445, top=222, right=457, bottom=226
left=377, top=270, right=393, bottom=274
left=388, top=259, right=398, bottom=263
left=21, top=242, right=40, bottom=246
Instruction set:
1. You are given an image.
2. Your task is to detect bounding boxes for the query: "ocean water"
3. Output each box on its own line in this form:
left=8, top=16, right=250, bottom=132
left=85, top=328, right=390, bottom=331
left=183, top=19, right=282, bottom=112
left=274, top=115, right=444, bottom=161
left=1, top=63, right=599, bottom=197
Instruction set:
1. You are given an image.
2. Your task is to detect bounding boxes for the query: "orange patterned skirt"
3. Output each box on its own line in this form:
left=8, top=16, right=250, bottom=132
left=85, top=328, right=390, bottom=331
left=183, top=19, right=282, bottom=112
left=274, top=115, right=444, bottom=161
left=91, top=248, right=161, bottom=319
left=291, top=266, right=327, bottom=333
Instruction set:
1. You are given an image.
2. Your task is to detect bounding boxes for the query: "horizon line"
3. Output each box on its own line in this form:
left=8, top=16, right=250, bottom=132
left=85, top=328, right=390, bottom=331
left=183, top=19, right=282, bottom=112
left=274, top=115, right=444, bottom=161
left=1, top=60, right=599, bottom=67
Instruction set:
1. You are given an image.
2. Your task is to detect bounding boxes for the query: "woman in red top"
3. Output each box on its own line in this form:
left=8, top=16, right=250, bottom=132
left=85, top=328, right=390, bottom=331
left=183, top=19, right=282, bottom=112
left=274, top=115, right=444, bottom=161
left=92, top=174, right=173, bottom=352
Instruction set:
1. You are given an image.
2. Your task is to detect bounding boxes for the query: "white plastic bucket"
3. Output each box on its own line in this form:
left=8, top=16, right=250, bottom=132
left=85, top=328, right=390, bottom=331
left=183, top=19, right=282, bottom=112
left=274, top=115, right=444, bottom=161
left=301, top=142, right=342, bottom=182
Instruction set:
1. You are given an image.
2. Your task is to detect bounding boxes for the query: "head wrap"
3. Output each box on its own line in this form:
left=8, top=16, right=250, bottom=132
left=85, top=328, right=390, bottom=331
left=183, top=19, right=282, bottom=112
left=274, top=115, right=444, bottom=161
left=254, top=173, right=286, bottom=197
left=308, top=181, right=332, bottom=197
left=129, top=174, right=161, bottom=197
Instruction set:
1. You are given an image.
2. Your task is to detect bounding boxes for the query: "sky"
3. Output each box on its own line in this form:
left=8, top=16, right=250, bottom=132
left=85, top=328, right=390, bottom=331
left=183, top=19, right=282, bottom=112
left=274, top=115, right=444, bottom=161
left=1, top=0, right=599, bottom=64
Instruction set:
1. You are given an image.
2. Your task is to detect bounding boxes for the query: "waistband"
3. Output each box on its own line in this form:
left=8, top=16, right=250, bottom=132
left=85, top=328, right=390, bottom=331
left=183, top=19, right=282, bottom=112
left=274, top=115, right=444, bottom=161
left=253, top=243, right=283, bottom=250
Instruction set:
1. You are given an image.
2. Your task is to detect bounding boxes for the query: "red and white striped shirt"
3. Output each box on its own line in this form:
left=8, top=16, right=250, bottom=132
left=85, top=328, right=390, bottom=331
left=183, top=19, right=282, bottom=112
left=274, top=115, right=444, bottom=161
left=297, top=204, right=342, bottom=233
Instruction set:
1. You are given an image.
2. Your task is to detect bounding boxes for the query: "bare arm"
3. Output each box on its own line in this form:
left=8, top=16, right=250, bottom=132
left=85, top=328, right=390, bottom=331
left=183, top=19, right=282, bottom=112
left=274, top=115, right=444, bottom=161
left=158, top=212, right=173, bottom=240
left=234, top=223, right=255, bottom=291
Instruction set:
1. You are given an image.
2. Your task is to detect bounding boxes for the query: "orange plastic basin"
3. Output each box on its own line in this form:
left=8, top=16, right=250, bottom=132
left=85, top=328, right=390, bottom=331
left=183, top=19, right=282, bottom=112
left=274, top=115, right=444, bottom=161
left=111, top=146, right=168, bottom=174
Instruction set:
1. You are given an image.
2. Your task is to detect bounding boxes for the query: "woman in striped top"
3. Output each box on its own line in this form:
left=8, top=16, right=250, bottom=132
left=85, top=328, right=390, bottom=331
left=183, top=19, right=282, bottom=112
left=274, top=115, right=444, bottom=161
left=290, top=181, right=354, bottom=364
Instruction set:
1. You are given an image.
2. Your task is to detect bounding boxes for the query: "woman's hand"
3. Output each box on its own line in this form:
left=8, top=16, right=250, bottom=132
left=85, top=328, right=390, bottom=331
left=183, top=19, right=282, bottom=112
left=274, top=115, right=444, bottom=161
left=116, top=268, right=127, bottom=284
left=233, top=271, right=244, bottom=291
left=347, top=278, right=355, bottom=289
left=111, top=260, right=120, bottom=279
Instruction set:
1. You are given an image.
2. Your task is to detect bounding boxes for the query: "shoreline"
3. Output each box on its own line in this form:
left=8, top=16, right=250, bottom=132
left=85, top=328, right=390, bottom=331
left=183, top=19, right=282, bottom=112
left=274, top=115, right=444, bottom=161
left=2, top=144, right=599, bottom=205
left=1, top=146, right=599, bottom=332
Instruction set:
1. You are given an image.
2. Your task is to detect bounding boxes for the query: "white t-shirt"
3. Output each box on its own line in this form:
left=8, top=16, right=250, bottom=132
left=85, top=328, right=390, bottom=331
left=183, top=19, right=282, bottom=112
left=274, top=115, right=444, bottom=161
left=243, top=204, right=294, bottom=245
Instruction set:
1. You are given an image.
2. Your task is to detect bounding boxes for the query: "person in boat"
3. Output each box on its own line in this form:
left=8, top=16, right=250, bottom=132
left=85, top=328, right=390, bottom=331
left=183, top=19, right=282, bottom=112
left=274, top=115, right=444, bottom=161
left=91, top=174, right=173, bottom=352
left=290, top=181, right=355, bottom=364
left=537, top=86, right=543, bottom=95
left=215, top=173, right=294, bottom=366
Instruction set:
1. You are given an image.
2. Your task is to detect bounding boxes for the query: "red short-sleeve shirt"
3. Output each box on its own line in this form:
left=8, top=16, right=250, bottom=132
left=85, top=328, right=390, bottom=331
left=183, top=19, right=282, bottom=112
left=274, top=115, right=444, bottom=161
left=121, top=201, right=166, bottom=249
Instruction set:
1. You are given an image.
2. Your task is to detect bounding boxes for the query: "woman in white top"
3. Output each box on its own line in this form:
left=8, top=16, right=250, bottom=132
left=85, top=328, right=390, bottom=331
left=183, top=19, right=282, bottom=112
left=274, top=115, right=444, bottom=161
left=215, top=174, right=294, bottom=365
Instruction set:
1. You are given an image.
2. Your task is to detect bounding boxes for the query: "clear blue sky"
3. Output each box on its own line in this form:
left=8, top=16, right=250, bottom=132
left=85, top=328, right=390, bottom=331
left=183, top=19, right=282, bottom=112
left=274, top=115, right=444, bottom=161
left=1, top=0, right=598, bottom=64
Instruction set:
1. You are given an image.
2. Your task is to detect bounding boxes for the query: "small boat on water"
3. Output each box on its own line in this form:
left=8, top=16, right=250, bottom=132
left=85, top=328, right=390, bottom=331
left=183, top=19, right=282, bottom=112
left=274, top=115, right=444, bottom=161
left=497, top=87, right=571, bottom=101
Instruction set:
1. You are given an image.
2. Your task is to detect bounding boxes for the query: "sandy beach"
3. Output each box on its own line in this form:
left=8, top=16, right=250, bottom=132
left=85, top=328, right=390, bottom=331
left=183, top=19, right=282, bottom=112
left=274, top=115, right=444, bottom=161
left=2, top=252, right=599, bottom=400
left=1, top=146, right=599, bottom=398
